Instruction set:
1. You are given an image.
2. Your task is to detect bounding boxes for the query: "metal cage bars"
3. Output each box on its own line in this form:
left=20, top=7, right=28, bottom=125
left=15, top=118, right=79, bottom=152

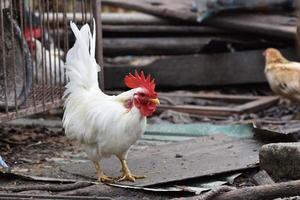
left=0, top=0, right=103, bottom=123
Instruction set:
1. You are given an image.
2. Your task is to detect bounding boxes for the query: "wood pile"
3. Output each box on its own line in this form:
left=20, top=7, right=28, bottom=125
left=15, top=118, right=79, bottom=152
left=96, top=0, right=298, bottom=89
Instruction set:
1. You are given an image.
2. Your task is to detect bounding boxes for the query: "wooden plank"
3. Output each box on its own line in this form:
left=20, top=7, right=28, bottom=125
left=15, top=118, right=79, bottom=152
left=103, top=49, right=298, bottom=89
left=102, top=25, right=226, bottom=34
left=157, top=93, right=278, bottom=117
left=101, top=1, right=296, bottom=39
left=102, top=35, right=281, bottom=56
left=102, top=0, right=197, bottom=22
left=158, top=97, right=278, bottom=117
left=205, top=12, right=296, bottom=39
left=61, top=135, right=261, bottom=187
left=103, top=37, right=212, bottom=56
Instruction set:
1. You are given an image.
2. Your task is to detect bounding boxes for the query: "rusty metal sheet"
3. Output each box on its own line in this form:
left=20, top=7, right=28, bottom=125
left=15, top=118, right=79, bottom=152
left=61, top=135, right=261, bottom=186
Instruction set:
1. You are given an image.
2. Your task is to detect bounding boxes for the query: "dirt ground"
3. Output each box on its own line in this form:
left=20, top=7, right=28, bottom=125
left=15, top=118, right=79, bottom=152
left=1, top=88, right=300, bottom=199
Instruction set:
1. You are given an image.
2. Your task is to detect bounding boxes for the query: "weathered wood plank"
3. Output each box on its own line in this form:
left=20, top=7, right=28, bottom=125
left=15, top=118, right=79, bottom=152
left=61, top=135, right=261, bottom=186
left=103, top=49, right=298, bottom=89
left=102, top=35, right=284, bottom=56
left=101, top=1, right=296, bottom=39
left=102, top=0, right=196, bottom=22
left=103, top=25, right=226, bottom=34
left=103, top=37, right=211, bottom=56
left=205, top=12, right=296, bottom=39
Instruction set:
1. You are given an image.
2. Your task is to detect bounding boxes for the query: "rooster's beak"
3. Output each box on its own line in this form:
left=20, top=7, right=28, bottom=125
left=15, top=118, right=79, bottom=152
left=150, top=98, right=160, bottom=105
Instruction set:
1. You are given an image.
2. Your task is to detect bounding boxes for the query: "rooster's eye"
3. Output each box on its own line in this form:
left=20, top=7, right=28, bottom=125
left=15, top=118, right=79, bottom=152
left=140, top=93, right=145, bottom=97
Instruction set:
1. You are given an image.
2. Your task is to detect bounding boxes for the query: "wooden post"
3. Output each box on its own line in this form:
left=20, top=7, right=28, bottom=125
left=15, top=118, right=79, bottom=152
left=92, top=0, right=104, bottom=90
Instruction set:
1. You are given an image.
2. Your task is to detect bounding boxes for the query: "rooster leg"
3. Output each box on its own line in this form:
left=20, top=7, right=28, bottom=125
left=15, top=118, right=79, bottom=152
left=117, top=159, right=145, bottom=182
left=93, top=161, right=113, bottom=182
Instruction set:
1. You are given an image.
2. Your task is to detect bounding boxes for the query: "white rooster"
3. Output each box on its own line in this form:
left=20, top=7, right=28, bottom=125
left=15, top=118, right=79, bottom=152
left=32, top=39, right=65, bottom=85
left=63, top=20, right=160, bottom=182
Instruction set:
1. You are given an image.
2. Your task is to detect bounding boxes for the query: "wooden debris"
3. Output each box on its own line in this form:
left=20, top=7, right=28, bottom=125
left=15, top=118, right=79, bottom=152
left=157, top=94, right=278, bottom=117
left=0, top=193, right=109, bottom=200
left=104, top=49, right=298, bottom=89
left=102, top=0, right=197, bottom=22
left=253, top=170, right=275, bottom=185
left=103, top=25, right=225, bottom=34
left=103, top=37, right=212, bottom=56
left=101, top=1, right=296, bottom=39
left=0, top=182, right=93, bottom=192
left=210, top=179, right=300, bottom=200
left=206, top=12, right=296, bottom=39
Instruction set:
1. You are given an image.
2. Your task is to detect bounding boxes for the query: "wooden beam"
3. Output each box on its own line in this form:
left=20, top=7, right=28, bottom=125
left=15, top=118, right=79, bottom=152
left=102, top=37, right=212, bottom=56
left=213, top=180, right=300, bottom=200
left=103, top=49, right=298, bottom=89
left=205, top=12, right=296, bottom=39
left=102, top=0, right=196, bottom=22
left=157, top=96, right=278, bottom=117
left=102, top=25, right=225, bottom=34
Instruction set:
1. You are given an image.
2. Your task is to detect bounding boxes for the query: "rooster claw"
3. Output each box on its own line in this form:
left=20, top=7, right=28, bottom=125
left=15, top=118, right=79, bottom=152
left=117, top=174, right=145, bottom=182
left=98, top=175, right=115, bottom=183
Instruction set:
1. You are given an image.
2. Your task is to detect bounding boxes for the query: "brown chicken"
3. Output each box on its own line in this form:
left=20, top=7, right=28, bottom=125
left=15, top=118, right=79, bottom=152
left=264, top=48, right=300, bottom=103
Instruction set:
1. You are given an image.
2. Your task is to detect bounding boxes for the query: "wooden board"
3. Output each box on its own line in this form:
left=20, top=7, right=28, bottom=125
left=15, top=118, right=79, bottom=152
left=103, top=37, right=212, bottom=56
left=103, top=49, right=298, bottom=89
left=101, top=35, right=286, bottom=56
left=61, top=135, right=261, bottom=186
left=102, top=0, right=197, bottom=22
left=206, top=12, right=296, bottom=39
left=102, top=1, right=296, bottom=39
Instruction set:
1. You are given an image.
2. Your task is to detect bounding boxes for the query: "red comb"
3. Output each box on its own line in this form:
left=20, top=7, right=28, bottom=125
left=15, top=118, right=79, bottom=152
left=124, top=70, right=156, bottom=96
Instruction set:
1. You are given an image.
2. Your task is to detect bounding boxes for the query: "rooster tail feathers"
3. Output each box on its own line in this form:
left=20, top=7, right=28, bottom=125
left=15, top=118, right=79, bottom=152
left=65, top=20, right=100, bottom=94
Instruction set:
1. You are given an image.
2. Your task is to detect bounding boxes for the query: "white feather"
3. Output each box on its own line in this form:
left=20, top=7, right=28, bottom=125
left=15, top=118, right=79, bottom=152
left=33, top=39, right=65, bottom=84
left=62, top=21, right=146, bottom=161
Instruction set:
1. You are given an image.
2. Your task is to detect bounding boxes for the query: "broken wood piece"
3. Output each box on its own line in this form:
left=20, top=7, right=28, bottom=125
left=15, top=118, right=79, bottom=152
left=0, top=171, right=77, bottom=183
left=101, top=35, right=284, bottom=56
left=253, top=170, right=275, bottom=185
left=0, top=182, right=93, bottom=192
left=205, top=12, right=296, bottom=39
left=210, top=179, right=300, bottom=200
left=157, top=94, right=278, bottom=117
left=102, top=25, right=226, bottom=34
left=103, top=37, right=212, bottom=56
left=102, top=0, right=197, bottom=22
left=0, top=193, right=110, bottom=200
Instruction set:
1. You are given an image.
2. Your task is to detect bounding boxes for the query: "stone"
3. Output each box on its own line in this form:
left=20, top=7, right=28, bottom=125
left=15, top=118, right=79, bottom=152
left=259, top=142, right=300, bottom=179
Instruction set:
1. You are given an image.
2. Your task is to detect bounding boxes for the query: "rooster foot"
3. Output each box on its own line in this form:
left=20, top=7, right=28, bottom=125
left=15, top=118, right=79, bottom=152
left=117, top=173, right=145, bottom=182
left=98, top=175, right=114, bottom=183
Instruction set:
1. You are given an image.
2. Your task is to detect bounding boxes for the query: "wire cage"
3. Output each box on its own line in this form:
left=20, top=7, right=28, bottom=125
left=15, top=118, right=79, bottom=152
left=0, top=0, right=102, bottom=123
